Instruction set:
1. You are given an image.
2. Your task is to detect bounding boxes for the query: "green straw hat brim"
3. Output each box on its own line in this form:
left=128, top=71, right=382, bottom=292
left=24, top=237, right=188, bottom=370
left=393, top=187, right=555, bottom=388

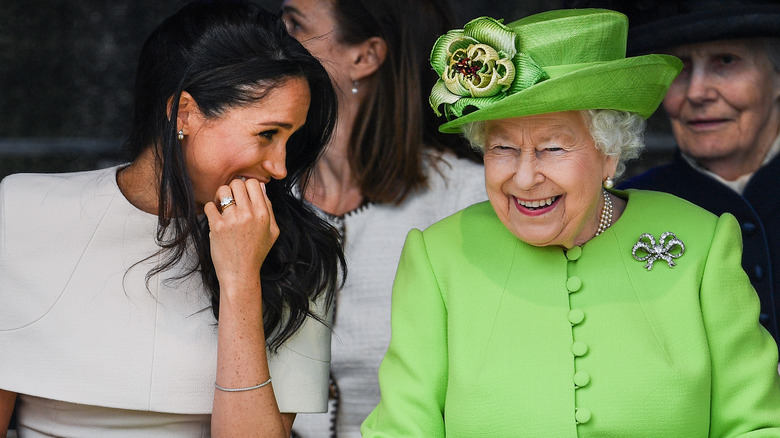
left=438, top=53, right=681, bottom=133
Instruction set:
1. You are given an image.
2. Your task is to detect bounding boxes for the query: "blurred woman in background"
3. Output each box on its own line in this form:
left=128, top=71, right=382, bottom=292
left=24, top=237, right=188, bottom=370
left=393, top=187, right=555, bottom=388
left=281, top=0, right=486, bottom=436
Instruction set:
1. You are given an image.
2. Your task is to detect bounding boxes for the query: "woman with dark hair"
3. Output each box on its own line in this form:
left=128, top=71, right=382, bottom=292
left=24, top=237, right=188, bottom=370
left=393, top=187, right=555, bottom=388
left=0, top=1, right=344, bottom=436
left=280, top=0, right=486, bottom=436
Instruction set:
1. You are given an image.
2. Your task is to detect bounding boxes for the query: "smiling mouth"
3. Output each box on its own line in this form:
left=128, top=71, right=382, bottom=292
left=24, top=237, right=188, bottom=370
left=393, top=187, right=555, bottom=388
left=516, top=195, right=560, bottom=211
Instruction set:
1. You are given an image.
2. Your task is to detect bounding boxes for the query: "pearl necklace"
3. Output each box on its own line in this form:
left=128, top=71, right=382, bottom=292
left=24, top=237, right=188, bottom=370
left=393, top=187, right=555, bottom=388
left=595, top=189, right=613, bottom=236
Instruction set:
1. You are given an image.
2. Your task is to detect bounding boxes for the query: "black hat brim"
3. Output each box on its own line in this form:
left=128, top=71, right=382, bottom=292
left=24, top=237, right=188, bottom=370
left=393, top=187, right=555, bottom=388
left=627, top=5, right=780, bottom=55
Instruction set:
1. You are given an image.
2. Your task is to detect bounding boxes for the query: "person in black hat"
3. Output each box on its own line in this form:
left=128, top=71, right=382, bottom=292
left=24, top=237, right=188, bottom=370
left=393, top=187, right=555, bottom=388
left=577, top=0, right=780, bottom=354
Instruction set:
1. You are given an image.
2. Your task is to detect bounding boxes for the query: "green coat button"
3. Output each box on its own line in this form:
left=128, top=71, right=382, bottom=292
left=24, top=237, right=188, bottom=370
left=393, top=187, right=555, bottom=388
left=566, top=277, right=582, bottom=293
left=574, top=371, right=590, bottom=387
left=566, top=246, right=582, bottom=260
left=569, top=309, right=585, bottom=325
left=575, top=407, right=592, bottom=424
left=571, top=341, right=589, bottom=356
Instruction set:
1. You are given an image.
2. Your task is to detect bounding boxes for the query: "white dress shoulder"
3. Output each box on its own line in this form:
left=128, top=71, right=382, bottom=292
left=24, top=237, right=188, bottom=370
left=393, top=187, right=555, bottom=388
left=0, top=167, right=332, bottom=436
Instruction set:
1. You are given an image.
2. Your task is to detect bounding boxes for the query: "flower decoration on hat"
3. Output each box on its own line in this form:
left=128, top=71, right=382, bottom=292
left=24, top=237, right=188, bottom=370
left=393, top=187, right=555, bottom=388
left=429, top=17, right=549, bottom=120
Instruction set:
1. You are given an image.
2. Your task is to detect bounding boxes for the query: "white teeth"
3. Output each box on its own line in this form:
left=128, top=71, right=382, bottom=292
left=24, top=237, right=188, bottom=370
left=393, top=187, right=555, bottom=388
left=518, top=196, right=557, bottom=208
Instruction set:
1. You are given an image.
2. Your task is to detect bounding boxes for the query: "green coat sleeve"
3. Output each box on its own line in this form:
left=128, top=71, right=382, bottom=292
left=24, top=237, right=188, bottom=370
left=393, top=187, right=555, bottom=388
left=362, top=229, right=447, bottom=437
left=704, top=214, right=780, bottom=436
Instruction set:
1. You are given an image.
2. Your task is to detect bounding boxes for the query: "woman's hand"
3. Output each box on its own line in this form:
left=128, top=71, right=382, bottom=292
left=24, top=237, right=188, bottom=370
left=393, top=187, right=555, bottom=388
left=206, top=178, right=290, bottom=437
left=204, top=178, right=279, bottom=293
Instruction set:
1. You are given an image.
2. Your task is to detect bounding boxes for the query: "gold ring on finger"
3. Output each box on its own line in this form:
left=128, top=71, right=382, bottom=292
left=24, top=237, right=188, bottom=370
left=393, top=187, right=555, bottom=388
left=219, top=196, right=237, bottom=213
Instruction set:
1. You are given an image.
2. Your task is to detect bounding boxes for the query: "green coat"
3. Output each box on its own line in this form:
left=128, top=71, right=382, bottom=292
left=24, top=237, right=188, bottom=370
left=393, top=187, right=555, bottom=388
left=362, top=190, right=780, bottom=437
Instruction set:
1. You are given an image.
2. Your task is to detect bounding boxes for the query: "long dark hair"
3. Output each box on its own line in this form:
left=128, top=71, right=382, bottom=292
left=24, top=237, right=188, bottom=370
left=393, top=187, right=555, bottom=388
left=123, top=0, right=344, bottom=350
left=331, top=0, right=482, bottom=205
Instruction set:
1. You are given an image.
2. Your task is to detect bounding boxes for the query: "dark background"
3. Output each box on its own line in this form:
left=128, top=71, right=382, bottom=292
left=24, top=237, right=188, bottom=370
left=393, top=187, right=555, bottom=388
left=0, top=0, right=674, bottom=181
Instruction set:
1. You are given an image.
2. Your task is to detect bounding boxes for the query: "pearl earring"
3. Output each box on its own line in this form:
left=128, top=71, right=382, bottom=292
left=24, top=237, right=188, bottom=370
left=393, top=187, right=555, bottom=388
left=178, top=130, right=184, bottom=141
left=351, top=80, right=359, bottom=94
left=603, top=176, right=614, bottom=189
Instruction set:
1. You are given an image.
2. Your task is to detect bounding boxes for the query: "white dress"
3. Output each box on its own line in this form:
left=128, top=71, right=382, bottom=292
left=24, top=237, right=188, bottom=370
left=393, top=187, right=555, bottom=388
left=0, top=167, right=332, bottom=437
left=292, top=151, right=486, bottom=438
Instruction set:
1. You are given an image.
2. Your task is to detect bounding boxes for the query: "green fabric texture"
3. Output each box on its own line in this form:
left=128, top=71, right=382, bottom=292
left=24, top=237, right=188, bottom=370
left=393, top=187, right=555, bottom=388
left=428, top=9, right=683, bottom=133
left=362, top=190, right=780, bottom=437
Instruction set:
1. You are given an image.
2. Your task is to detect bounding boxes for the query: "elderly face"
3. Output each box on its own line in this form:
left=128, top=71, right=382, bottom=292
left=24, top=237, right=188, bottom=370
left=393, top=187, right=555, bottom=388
left=663, top=39, right=780, bottom=180
left=483, top=111, right=617, bottom=248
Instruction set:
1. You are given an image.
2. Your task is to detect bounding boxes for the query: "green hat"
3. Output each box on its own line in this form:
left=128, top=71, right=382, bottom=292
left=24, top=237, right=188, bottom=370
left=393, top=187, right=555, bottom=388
left=429, top=9, right=683, bottom=133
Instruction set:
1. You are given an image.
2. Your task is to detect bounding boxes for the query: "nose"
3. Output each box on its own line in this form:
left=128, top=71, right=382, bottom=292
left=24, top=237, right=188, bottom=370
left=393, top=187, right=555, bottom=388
left=511, top=153, right=544, bottom=190
left=684, top=65, right=718, bottom=104
left=262, top=142, right=287, bottom=180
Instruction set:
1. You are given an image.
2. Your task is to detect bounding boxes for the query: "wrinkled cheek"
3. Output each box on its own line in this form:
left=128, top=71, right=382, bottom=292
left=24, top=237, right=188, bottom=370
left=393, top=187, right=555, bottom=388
left=486, top=191, right=512, bottom=223
left=484, top=177, right=506, bottom=201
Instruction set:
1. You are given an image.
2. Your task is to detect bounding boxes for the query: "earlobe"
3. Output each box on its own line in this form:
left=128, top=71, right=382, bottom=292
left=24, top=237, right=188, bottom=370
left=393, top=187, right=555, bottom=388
left=603, top=154, right=620, bottom=179
left=351, top=36, right=388, bottom=82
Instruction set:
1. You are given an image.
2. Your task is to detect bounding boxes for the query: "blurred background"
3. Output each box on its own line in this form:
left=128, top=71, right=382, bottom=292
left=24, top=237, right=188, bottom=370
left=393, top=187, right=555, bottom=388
left=0, top=0, right=673, bottom=180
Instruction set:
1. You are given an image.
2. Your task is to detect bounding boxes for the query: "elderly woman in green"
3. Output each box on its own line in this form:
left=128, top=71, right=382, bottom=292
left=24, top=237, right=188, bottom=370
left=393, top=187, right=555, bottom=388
left=361, top=8, right=780, bottom=437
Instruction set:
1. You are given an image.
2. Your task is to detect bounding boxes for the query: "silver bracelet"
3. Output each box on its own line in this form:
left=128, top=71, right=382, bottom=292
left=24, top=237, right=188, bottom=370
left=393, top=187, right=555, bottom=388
left=215, top=377, right=272, bottom=392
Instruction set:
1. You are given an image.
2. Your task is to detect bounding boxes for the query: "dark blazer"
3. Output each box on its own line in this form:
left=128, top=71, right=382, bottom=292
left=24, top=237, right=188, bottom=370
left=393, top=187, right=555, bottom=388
left=620, top=149, right=780, bottom=350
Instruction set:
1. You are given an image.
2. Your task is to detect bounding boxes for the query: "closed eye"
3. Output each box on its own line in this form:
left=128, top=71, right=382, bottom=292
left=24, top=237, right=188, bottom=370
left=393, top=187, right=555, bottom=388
left=537, top=143, right=566, bottom=154
left=259, top=129, right=278, bottom=140
left=281, top=8, right=303, bottom=36
left=284, top=17, right=301, bottom=34
left=486, top=144, right=517, bottom=156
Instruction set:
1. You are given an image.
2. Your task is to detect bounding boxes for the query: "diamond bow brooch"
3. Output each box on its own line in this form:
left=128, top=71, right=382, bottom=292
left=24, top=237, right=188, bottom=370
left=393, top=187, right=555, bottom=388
left=632, top=232, right=685, bottom=270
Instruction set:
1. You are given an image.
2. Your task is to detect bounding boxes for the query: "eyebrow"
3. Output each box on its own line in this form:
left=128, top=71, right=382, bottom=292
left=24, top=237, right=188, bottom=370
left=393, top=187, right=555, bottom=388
left=534, top=130, right=574, bottom=141
left=260, top=122, right=295, bottom=130
left=281, top=5, right=303, bottom=17
left=487, top=127, right=575, bottom=144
